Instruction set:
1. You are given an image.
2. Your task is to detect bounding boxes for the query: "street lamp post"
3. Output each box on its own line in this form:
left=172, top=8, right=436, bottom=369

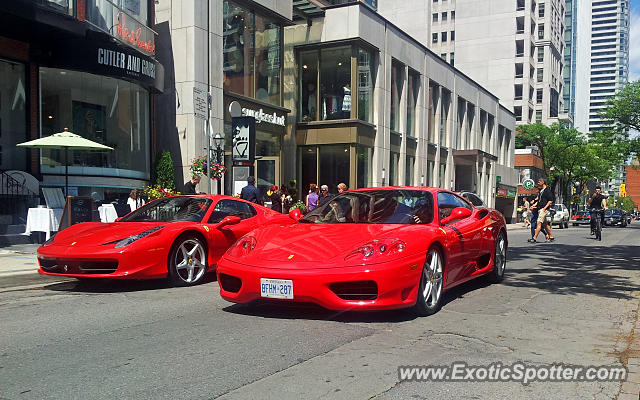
left=213, top=132, right=224, bottom=195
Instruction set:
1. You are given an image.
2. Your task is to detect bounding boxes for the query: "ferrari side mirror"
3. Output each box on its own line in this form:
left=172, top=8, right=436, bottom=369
left=218, top=215, right=242, bottom=228
left=441, top=207, right=472, bottom=225
left=289, top=208, right=302, bottom=221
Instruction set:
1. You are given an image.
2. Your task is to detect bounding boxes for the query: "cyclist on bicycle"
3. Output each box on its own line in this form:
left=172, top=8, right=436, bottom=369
left=589, top=186, right=607, bottom=236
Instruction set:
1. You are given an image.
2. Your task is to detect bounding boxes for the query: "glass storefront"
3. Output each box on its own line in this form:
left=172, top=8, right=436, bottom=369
left=389, top=151, right=399, bottom=186
left=299, top=45, right=374, bottom=123
left=0, top=59, right=28, bottom=171
left=300, top=145, right=350, bottom=194
left=357, top=145, right=371, bottom=189
left=407, top=69, right=419, bottom=137
left=223, top=0, right=283, bottom=107
left=39, top=67, right=150, bottom=180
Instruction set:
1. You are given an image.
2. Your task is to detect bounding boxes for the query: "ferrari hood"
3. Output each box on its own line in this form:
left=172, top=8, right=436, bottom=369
left=52, top=222, right=165, bottom=246
left=234, top=223, right=409, bottom=264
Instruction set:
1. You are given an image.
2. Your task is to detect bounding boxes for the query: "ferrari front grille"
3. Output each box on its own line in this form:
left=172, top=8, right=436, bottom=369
left=38, top=258, right=118, bottom=274
left=329, top=280, right=378, bottom=301
left=219, top=273, right=242, bottom=293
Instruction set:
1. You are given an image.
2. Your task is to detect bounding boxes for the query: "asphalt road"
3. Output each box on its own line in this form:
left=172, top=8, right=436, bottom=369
left=1, top=224, right=639, bottom=399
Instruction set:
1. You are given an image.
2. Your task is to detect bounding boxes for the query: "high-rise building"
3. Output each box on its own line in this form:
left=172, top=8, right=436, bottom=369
left=378, top=0, right=567, bottom=126
left=587, top=0, right=630, bottom=133
left=563, top=0, right=577, bottom=122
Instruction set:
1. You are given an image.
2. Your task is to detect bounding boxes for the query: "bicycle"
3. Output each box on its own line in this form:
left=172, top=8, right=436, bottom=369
left=590, top=208, right=603, bottom=241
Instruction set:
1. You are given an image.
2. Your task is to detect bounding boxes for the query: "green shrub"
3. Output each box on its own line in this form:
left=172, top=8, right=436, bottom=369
left=155, top=151, right=176, bottom=190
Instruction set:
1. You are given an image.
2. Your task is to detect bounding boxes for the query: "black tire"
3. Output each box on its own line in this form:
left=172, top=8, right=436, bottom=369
left=573, top=223, right=578, bottom=227
left=564, top=221, right=569, bottom=229
left=488, top=231, right=507, bottom=283
left=414, top=247, right=445, bottom=316
left=168, top=234, right=208, bottom=286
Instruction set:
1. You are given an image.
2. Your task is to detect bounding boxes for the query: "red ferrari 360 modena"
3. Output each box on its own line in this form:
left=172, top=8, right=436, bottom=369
left=38, top=195, right=292, bottom=286
left=217, top=187, right=507, bottom=315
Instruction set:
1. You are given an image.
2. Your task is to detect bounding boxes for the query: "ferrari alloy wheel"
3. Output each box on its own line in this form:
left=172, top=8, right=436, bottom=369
left=415, top=247, right=444, bottom=316
left=488, top=231, right=506, bottom=283
left=168, top=235, right=207, bottom=286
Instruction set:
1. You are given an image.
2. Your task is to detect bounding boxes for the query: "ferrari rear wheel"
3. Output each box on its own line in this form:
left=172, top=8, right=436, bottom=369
left=168, top=235, right=208, bottom=286
left=488, top=231, right=506, bottom=283
left=414, top=247, right=444, bottom=316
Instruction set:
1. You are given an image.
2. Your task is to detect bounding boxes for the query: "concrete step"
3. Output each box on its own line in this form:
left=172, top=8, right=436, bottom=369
left=0, top=224, right=27, bottom=235
left=0, top=233, right=36, bottom=247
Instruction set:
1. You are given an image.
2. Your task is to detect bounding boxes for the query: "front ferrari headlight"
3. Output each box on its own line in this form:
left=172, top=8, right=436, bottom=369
left=114, top=226, right=164, bottom=248
left=227, top=236, right=257, bottom=258
left=344, top=238, right=406, bottom=262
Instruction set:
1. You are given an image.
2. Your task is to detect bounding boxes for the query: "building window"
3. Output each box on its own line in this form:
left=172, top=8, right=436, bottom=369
left=407, top=69, right=419, bottom=137
left=299, top=45, right=374, bottom=123
left=390, top=60, right=403, bottom=132
left=223, top=1, right=283, bottom=106
left=449, top=52, right=455, bottom=66
left=442, top=12, right=447, bottom=21
left=432, top=33, right=438, bottom=43
left=433, top=13, right=438, bottom=22
left=441, top=31, right=447, bottom=42
left=536, top=88, right=543, bottom=103
left=0, top=59, right=27, bottom=171
left=428, top=83, right=438, bottom=143
left=358, top=48, right=374, bottom=123
left=40, top=67, right=150, bottom=180
left=537, top=68, right=543, bottom=82
left=440, top=89, right=450, bottom=146
left=441, top=53, right=447, bottom=60
left=514, top=84, right=523, bottom=100
left=357, top=145, right=371, bottom=188
left=405, top=155, right=415, bottom=186
left=537, top=47, right=544, bottom=62
left=538, top=24, right=544, bottom=39
left=451, top=10, right=455, bottom=19
left=389, top=151, right=399, bottom=186
left=539, top=3, right=545, bottom=17
left=450, top=31, right=455, bottom=41
left=536, top=110, right=542, bottom=122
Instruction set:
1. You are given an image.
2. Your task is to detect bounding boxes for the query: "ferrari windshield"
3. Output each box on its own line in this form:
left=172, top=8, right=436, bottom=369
left=120, top=196, right=212, bottom=222
left=300, top=190, right=434, bottom=224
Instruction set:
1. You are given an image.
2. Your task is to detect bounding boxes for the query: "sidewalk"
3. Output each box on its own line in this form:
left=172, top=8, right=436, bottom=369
left=0, top=243, right=40, bottom=278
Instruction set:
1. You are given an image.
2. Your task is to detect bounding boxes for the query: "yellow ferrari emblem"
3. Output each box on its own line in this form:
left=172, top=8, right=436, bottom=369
left=288, top=254, right=294, bottom=260
left=203, top=226, right=209, bottom=232
left=71, top=242, right=77, bottom=246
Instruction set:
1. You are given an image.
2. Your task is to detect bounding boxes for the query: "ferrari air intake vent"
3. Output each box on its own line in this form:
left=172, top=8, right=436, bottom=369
left=219, top=273, right=242, bottom=293
left=329, top=280, right=378, bottom=300
left=38, top=258, right=118, bottom=274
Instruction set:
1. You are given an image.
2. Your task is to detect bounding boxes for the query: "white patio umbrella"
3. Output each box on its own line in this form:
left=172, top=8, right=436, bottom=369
left=17, top=128, right=113, bottom=197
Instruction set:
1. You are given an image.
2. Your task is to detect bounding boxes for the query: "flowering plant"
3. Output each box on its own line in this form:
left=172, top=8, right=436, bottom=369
left=190, top=156, right=226, bottom=180
left=144, top=184, right=180, bottom=200
left=289, top=200, right=307, bottom=214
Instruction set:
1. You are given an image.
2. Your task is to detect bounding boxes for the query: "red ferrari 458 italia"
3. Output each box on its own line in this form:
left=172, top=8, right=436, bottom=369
left=38, top=195, right=292, bottom=286
left=217, top=187, right=507, bottom=315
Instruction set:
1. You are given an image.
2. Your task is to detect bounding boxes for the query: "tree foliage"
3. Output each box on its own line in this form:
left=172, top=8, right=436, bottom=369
left=600, top=80, right=640, bottom=155
left=517, top=123, right=616, bottom=204
left=154, top=151, right=176, bottom=190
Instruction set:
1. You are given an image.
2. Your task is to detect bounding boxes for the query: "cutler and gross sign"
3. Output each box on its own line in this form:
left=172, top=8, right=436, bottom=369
left=232, top=117, right=256, bottom=163
left=50, top=40, right=164, bottom=92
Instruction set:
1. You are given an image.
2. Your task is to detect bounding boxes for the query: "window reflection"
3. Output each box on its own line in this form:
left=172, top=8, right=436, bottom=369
left=320, top=47, right=351, bottom=120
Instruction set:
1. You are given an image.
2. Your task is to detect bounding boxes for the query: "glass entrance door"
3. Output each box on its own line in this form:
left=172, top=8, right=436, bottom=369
left=254, top=157, right=280, bottom=203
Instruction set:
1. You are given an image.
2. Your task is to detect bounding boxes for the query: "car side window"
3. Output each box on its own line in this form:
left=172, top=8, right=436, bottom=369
left=438, top=192, right=472, bottom=222
left=464, top=193, right=484, bottom=207
left=208, top=200, right=257, bottom=223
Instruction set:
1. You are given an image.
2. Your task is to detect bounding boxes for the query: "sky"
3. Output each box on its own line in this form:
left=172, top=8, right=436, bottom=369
left=630, top=0, right=640, bottom=80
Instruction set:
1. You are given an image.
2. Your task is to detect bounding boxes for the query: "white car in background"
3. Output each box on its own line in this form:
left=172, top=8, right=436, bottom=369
left=549, top=203, right=569, bottom=229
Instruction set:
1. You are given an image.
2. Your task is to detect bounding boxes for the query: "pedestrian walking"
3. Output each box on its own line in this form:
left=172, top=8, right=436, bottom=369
left=281, top=184, right=293, bottom=213
left=528, top=194, right=548, bottom=241
left=241, top=176, right=261, bottom=205
left=127, top=189, right=146, bottom=212
left=306, top=183, right=319, bottom=212
left=529, top=178, right=555, bottom=243
left=522, top=198, right=530, bottom=227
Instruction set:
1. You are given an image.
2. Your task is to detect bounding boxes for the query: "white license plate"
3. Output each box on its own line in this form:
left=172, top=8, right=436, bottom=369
left=260, top=278, right=293, bottom=299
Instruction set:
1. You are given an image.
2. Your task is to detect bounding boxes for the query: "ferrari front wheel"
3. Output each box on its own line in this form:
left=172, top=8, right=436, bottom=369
left=168, top=235, right=208, bottom=286
left=414, top=247, right=444, bottom=316
left=488, top=231, right=506, bottom=283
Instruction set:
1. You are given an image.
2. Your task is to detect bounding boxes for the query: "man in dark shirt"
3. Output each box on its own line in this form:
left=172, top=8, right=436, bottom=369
left=183, top=175, right=201, bottom=195
left=241, top=176, right=261, bottom=205
left=589, top=186, right=607, bottom=235
left=530, top=178, right=555, bottom=243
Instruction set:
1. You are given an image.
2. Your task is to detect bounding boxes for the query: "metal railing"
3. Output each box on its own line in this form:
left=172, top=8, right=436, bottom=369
left=0, top=171, right=39, bottom=225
